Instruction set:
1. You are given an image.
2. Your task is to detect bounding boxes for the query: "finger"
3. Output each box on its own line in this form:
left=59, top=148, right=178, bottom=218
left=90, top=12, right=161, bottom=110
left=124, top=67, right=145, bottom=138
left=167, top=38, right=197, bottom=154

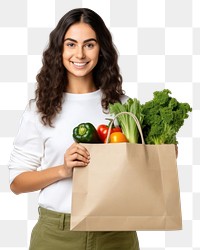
left=175, top=145, right=178, bottom=158
left=71, top=142, right=90, bottom=155
left=69, top=153, right=90, bottom=164
left=65, top=157, right=88, bottom=169
left=76, top=144, right=90, bottom=156
left=69, top=144, right=90, bottom=159
left=71, top=160, right=88, bottom=168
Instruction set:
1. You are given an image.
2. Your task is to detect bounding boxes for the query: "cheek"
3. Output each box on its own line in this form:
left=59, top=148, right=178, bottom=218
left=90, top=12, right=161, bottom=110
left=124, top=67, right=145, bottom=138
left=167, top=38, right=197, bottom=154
left=91, top=50, right=100, bottom=62
left=62, top=52, right=66, bottom=63
left=94, top=54, right=100, bottom=65
left=62, top=52, right=71, bottom=69
left=62, top=49, right=72, bottom=60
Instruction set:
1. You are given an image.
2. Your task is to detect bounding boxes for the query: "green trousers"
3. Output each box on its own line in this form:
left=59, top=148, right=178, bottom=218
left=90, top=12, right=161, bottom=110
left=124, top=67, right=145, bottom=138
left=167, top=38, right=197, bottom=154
left=29, top=207, right=140, bottom=250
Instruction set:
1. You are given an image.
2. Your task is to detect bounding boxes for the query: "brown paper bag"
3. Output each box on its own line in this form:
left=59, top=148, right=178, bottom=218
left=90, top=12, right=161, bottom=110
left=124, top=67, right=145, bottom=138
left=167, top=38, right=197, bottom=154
left=70, top=112, right=182, bottom=231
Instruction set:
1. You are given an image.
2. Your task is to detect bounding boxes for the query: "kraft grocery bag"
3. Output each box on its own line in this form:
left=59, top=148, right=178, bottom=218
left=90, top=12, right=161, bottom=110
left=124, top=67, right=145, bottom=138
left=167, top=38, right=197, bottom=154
left=70, top=112, right=182, bottom=231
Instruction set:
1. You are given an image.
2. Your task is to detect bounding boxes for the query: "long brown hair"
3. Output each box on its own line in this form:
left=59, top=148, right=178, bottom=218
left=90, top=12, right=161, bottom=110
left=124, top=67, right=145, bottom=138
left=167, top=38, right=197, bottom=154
left=35, top=8, right=124, bottom=126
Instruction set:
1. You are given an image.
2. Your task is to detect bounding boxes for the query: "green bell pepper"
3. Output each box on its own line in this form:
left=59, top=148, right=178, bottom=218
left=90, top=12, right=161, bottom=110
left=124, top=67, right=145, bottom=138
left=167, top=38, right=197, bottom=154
left=73, top=122, right=101, bottom=143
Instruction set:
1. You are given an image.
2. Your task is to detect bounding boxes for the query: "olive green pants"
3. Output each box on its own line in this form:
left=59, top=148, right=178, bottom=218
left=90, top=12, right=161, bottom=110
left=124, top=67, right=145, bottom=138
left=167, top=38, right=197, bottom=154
left=29, top=207, right=140, bottom=250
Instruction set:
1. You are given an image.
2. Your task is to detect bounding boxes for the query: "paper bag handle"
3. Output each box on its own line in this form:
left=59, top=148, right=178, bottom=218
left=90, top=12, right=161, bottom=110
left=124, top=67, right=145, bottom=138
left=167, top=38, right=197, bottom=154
left=105, top=111, right=145, bottom=144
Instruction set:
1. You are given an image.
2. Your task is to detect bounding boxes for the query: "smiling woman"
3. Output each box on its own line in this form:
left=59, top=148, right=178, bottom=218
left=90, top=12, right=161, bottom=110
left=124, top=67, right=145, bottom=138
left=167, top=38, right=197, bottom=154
left=8, top=7, right=140, bottom=250
left=62, top=22, right=100, bottom=92
left=31, top=8, right=124, bottom=127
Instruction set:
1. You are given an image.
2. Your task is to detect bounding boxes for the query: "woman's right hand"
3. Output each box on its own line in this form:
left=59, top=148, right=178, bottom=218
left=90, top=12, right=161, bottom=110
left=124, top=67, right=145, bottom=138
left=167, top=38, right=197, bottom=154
left=62, top=142, right=90, bottom=178
left=10, top=143, right=90, bottom=194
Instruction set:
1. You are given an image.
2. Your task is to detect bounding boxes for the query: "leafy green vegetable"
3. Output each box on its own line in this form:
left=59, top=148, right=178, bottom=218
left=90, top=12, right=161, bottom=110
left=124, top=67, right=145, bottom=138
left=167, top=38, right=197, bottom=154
left=141, top=89, right=192, bottom=144
left=109, top=98, right=143, bottom=143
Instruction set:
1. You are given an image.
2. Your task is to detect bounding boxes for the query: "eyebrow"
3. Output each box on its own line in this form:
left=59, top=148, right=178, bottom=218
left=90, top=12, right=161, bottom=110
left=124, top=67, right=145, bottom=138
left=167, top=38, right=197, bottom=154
left=64, top=38, right=97, bottom=43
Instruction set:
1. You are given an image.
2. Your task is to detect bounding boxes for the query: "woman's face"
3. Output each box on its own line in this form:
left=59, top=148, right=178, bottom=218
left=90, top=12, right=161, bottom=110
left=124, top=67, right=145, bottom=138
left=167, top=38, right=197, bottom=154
left=62, top=22, right=100, bottom=80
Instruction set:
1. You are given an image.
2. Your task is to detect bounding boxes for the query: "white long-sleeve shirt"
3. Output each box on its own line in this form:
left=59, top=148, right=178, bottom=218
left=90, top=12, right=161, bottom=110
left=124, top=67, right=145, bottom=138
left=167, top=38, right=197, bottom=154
left=8, top=89, right=129, bottom=213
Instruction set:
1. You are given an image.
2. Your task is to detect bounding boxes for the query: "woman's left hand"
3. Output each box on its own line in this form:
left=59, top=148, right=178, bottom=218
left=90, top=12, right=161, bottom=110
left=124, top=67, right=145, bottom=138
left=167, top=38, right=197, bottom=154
left=175, top=145, right=178, bottom=158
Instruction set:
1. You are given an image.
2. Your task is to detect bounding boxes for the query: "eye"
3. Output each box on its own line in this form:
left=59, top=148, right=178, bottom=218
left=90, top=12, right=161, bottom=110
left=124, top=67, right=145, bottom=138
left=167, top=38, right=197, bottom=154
left=85, top=43, right=94, bottom=49
left=66, top=43, right=76, bottom=48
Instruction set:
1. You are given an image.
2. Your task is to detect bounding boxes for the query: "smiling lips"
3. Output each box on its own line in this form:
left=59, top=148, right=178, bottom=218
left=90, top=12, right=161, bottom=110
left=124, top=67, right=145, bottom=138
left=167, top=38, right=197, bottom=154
left=72, top=62, right=89, bottom=68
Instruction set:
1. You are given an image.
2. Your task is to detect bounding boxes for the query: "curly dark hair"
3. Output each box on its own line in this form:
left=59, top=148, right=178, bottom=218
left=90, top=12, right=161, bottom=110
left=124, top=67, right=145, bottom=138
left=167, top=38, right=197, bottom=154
left=35, top=8, right=124, bottom=126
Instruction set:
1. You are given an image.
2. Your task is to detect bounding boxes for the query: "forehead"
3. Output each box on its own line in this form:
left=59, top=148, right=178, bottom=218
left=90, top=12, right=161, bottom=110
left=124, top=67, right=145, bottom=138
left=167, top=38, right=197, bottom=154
left=64, top=22, right=97, bottom=41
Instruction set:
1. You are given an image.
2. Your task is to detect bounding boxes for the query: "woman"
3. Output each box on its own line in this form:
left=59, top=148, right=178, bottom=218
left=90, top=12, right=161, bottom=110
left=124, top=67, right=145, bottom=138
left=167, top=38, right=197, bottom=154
left=9, top=8, right=140, bottom=250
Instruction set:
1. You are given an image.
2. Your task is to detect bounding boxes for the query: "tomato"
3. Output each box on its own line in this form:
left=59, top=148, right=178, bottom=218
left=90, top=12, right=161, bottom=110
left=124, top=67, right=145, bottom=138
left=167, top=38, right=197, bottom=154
left=97, top=124, right=122, bottom=142
left=97, top=125, right=108, bottom=142
left=109, top=132, right=128, bottom=143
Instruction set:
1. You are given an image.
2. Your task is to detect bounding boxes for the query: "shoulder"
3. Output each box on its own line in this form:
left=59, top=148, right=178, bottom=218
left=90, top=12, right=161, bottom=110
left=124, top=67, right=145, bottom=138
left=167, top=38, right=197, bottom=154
left=24, top=99, right=38, bottom=116
left=20, top=99, right=41, bottom=125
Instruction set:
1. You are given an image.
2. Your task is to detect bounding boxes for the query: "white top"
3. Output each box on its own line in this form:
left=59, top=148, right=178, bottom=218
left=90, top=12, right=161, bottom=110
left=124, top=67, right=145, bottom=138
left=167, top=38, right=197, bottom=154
left=8, top=89, right=129, bottom=213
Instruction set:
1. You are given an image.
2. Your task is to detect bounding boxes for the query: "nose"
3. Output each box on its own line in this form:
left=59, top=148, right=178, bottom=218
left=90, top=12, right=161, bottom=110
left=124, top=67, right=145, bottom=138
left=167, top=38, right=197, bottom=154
left=75, top=46, right=85, bottom=59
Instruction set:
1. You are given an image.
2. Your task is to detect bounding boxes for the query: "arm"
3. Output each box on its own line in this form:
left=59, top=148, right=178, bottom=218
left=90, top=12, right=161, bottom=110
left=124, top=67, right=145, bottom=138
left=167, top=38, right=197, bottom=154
left=10, top=143, right=90, bottom=194
left=10, top=165, right=65, bottom=194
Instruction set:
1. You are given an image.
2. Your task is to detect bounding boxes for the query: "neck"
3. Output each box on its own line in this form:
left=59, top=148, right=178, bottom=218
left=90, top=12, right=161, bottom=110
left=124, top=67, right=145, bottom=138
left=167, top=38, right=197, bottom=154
left=66, top=74, right=97, bottom=94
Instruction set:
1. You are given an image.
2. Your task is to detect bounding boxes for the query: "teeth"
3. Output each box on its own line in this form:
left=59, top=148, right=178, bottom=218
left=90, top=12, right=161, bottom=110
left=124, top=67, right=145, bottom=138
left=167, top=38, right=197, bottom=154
left=73, top=62, right=87, bottom=66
